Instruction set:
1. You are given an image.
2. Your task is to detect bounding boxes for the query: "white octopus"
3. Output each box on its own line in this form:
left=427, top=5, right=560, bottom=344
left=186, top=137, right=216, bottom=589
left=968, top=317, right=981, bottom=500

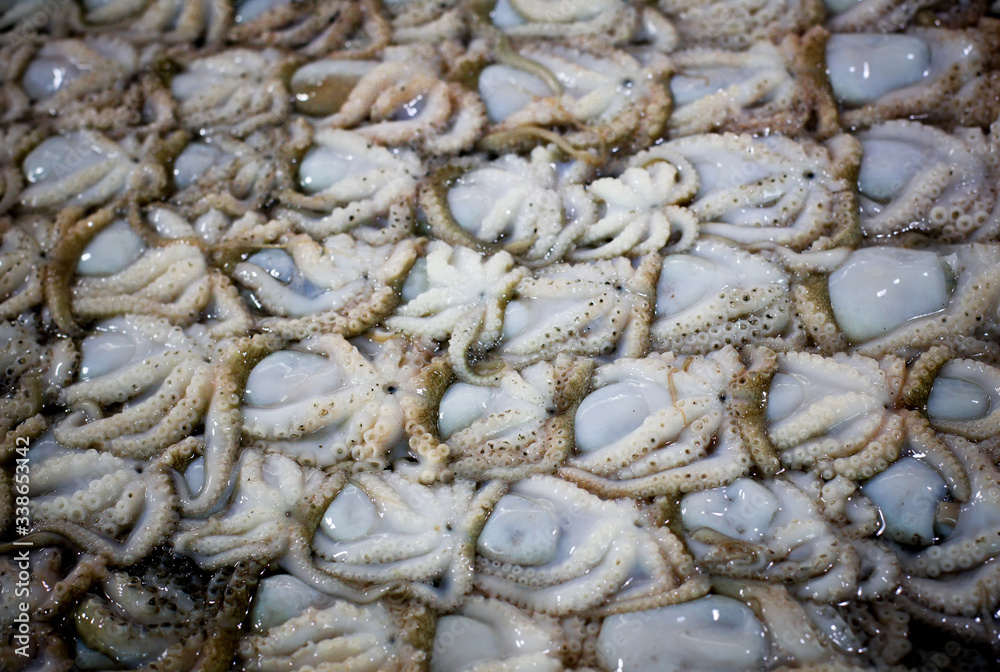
left=765, top=349, right=905, bottom=480
left=169, top=130, right=294, bottom=219
left=307, top=46, right=486, bottom=154
left=26, top=433, right=177, bottom=566
left=559, top=348, right=750, bottom=499
left=479, top=41, right=671, bottom=152
left=72, top=557, right=257, bottom=671
left=170, top=48, right=290, bottom=137
left=682, top=474, right=861, bottom=602
left=0, top=320, right=57, bottom=439
left=241, top=582, right=426, bottom=672
left=652, top=238, right=795, bottom=354
left=309, top=472, right=505, bottom=608
left=668, top=35, right=835, bottom=139
left=925, top=358, right=1000, bottom=442
left=827, top=24, right=1000, bottom=128
left=65, top=210, right=214, bottom=327
left=19, top=130, right=164, bottom=212
left=434, top=355, right=591, bottom=481
left=825, top=245, right=1000, bottom=358
left=233, top=232, right=419, bottom=339
left=825, top=0, right=982, bottom=32
left=423, top=144, right=595, bottom=264
left=9, top=36, right=139, bottom=121
left=229, top=0, right=390, bottom=58
left=893, top=434, right=1000, bottom=579
left=499, top=255, right=658, bottom=367
left=431, top=596, right=565, bottom=672
left=568, top=153, right=698, bottom=260
left=274, top=128, right=424, bottom=244
left=174, top=449, right=345, bottom=573
left=382, top=0, right=465, bottom=44
left=76, top=0, right=233, bottom=45
left=854, top=121, right=997, bottom=241
left=596, top=594, right=771, bottom=672
left=387, top=242, right=526, bottom=383
left=475, top=475, right=707, bottom=616
left=55, top=316, right=214, bottom=462
left=658, top=132, right=859, bottom=249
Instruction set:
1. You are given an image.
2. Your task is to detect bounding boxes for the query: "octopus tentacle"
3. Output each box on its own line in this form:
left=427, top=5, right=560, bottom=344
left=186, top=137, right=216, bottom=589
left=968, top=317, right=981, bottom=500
left=729, top=346, right=781, bottom=478
left=28, top=446, right=179, bottom=566
left=0, top=223, right=44, bottom=318
left=235, top=233, right=420, bottom=340
left=899, top=410, right=972, bottom=503
left=176, top=334, right=276, bottom=517
left=652, top=238, right=795, bottom=354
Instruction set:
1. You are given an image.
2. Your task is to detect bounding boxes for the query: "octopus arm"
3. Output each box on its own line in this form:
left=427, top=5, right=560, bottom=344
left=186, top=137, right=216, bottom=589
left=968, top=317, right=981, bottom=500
left=0, top=227, right=44, bottom=318
left=176, top=338, right=267, bottom=517
left=31, top=458, right=178, bottom=566
left=898, top=434, right=1000, bottom=577
left=55, top=362, right=214, bottom=458
left=72, top=243, right=213, bottom=326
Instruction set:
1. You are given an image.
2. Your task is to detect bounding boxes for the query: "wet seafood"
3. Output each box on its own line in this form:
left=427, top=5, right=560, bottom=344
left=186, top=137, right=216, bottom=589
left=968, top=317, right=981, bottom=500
left=2, top=2, right=1000, bottom=671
